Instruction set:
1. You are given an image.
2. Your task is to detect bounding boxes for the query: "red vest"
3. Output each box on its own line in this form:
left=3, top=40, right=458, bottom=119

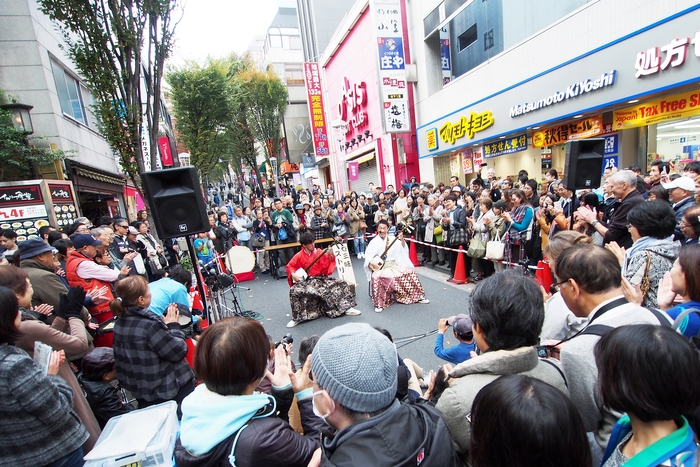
left=65, top=251, right=114, bottom=318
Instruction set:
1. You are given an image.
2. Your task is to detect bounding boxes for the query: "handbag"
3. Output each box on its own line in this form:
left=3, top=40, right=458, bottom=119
left=359, top=221, right=368, bottom=230
left=640, top=250, right=652, bottom=298
left=157, top=253, right=168, bottom=267
left=433, top=225, right=443, bottom=236
left=485, top=230, right=505, bottom=260
left=448, top=226, right=468, bottom=246
left=467, top=237, right=487, bottom=258
left=251, top=233, right=265, bottom=248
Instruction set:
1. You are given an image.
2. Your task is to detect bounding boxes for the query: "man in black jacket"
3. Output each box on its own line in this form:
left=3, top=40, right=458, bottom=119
left=575, top=170, right=644, bottom=249
left=308, top=323, right=459, bottom=467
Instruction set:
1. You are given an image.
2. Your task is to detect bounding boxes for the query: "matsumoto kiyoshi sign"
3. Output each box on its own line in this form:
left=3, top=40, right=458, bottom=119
left=510, top=70, right=616, bottom=118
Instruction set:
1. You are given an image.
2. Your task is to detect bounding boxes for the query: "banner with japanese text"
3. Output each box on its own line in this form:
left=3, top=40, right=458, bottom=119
left=612, top=89, right=700, bottom=130
left=372, top=0, right=411, bottom=133
left=483, top=133, right=528, bottom=158
left=303, top=62, right=330, bottom=157
left=532, top=115, right=603, bottom=148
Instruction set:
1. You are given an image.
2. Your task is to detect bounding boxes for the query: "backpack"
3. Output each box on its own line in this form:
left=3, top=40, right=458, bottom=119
left=277, top=225, right=288, bottom=241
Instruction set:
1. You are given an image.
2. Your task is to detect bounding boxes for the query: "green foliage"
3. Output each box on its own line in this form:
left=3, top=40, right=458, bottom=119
left=37, top=0, right=181, bottom=195
left=239, top=68, right=288, bottom=162
left=167, top=56, right=287, bottom=191
left=0, top=109, right=69, bottom=181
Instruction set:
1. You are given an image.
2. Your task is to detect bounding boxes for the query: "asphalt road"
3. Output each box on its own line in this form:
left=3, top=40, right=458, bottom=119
left=219, top=257, right=476, bottom=374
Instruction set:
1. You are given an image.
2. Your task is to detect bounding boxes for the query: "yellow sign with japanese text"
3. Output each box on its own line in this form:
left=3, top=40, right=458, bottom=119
left=426, top=128, right=438, bottom=151
left=532, top=115, right=602, bottom=148
left=613, top=89, right=700, bottom=130
left=438, top=111, right=494, bottom=147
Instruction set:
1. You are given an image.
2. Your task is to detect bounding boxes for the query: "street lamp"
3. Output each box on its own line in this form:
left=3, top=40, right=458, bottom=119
left=330, top=119, right=348, bottom=195
left=269, top=156, right=280, bottom=196
left=0, top=102, right=34, bottom=134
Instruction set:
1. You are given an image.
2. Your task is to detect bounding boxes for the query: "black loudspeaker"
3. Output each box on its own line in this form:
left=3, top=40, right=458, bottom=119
left=141, top=167, right=209, bottom=239
left=562, top=138, right=605, bottom=190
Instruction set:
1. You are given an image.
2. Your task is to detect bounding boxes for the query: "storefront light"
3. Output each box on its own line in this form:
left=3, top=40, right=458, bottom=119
left=573, top=114, right=583, bottom=118
left=628, top=99, right=639, bottom=104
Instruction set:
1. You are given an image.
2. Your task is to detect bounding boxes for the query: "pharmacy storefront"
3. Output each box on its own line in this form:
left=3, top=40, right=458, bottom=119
left=417, top=6, right=700, bottom=183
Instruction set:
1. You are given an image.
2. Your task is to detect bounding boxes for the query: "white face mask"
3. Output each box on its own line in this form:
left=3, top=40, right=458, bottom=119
left=312, top=390, right=334, bottom=423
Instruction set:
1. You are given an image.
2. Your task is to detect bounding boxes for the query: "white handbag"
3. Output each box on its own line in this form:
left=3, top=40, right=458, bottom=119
left=485, top=230, right=505, bottom=260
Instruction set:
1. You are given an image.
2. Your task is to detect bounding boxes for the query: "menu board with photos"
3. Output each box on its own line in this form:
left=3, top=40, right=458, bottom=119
left=0, top=180, right=80, bottom=242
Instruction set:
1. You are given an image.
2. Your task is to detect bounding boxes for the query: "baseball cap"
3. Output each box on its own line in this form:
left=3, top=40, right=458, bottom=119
left=452, top=186, right=462, bottom=193
left=662, top=176, right=695, bottom=192
left=18, top=238, right=57, bottom=259
left=313, top=205, right=322, bottom=211
left=73, top=234, right=102, bottom=249
left=128, top=226, right=139, bottom=235
left=494, top=200, right=507, bottom=211
left=447, top=314, right=474, bottom=337
left=295, top=203, right=304, bottom=210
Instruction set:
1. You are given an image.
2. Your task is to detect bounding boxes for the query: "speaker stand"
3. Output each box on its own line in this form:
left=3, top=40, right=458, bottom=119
left=186, top=236, right=208, bottom=321
left=568, top=194, right=576, bottom=231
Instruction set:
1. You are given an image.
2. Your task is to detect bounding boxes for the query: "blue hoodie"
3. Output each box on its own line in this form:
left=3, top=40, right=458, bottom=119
left=179, top=384, right=274, bottom=457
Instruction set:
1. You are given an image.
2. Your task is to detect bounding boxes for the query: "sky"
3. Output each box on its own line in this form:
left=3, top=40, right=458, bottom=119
left=167, top=0, right=295, bottom=68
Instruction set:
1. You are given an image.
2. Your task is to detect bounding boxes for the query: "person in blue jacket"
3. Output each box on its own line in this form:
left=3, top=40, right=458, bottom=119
left=434, top=314, right=475, bottom=365
left=597, top=325, right=700, bottom=467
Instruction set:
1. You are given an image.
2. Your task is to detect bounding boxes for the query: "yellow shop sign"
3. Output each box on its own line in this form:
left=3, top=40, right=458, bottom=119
left=613, top=89, right=700, bottom=130
left=436, top=111, right=494, bottom=146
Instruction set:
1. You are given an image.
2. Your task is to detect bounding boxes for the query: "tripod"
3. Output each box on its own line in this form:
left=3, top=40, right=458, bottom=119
left=199, top=254, right=262, bottom=323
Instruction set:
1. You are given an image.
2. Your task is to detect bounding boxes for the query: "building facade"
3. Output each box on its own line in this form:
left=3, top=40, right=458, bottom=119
left=319, top=0, right=421, bottom=195
left=409, top=0, right=700, bottom=186
left=0, top=0, right=128, bottom=219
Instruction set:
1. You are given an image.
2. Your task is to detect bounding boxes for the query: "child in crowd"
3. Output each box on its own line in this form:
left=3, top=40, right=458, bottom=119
left=434, top=314, right=476, bottom=365
left=79, top=347, right=135, bottom=429
left=193, top=231, right=214, bottom=265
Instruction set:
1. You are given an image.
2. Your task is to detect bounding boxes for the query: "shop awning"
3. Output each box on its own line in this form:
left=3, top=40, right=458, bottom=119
left=346, top=152, right=375, bottom=167
left=65, top=160, right=126, bottom=195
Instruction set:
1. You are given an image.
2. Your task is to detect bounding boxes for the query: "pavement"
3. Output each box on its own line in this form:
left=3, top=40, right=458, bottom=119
left=224, top=256, right=476, bottom=373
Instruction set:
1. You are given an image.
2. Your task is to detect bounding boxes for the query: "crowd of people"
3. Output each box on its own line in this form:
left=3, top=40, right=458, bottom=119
left=1, top=160, right=700, bottom=466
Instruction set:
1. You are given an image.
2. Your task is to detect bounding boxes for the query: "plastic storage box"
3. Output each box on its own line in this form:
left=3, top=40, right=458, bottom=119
left=84, top=401, right=179, bottom=467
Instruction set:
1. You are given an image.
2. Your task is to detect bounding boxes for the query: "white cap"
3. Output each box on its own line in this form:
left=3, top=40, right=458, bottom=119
left=662, top=176, right=695, bottom=192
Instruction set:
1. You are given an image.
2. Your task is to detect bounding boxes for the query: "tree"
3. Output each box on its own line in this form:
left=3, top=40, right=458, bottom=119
left=37, top=0, right=181, bottom=196
left=167, top=58, right=237, bottom=177
left=239, top=68, right=288, bottom=186
left=0, top=91, right=69, bottom=181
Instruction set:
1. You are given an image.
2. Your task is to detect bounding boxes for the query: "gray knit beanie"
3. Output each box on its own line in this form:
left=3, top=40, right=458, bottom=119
left=311, top=323, right=398, bottom=413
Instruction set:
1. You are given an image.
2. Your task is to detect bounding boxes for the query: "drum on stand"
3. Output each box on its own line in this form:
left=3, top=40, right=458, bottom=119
left=225, top=246, right=256, bottom=274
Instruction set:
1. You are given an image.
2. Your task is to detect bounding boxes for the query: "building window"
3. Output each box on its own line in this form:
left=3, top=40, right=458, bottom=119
left=50, top=60, right=90, bottom=126
left=285, top=64, right=305, bottom=86
left=289, top=35, right=302, bottom=50
left=484, top=29, right=494, bottom=50
left=458, top=24, right=477, bottom=51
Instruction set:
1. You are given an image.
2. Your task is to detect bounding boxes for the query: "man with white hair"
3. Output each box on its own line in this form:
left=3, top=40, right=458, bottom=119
left=662, top=176, right=697, bottom=240
left=575, top=170, right=644, bottom=249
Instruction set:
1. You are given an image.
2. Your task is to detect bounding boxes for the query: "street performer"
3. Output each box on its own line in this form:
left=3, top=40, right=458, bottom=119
left=285, top=231, right=362, bottom=328
left=364, top=219, right=430, bottom=313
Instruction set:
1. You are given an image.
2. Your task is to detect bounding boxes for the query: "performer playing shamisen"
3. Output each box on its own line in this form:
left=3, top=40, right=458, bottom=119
left=364, top=219, right=430, bottom=313
left=285, top=231, right=361, bottom=328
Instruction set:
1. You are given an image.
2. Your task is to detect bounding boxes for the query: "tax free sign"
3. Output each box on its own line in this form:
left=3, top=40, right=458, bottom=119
left=417, top=8, right=700, bottom=158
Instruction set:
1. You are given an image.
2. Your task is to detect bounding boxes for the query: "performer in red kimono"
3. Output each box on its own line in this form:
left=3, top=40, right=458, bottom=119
left=285, top=232, right=361, bottom=328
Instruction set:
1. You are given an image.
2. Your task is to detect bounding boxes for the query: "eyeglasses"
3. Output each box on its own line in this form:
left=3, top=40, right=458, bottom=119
left=553, top=278, right=569, bottom=289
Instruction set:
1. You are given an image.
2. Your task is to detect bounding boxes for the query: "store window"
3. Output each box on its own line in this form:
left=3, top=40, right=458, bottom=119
left=50, top=60, right=91, bottom=126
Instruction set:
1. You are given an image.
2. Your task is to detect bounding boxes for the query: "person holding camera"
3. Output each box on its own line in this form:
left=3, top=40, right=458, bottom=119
left=435, top=314, right=475, bottom=365
left=175, top=317, right=325, bottom=467
left=434, top=271, right=568, bottom=458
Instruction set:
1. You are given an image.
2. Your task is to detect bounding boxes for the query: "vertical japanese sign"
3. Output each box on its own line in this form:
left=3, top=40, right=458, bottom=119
left=303, top=62, right=330, bottom=157
left=347, top=161, right=359, bottom=181
left=372, top=0, right=411, bottom=133
left=439, top=26, right=451, bottom=86
left=462, top=148, right=473, bottom=175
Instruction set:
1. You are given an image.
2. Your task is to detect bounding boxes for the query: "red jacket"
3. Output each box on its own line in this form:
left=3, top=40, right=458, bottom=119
left=65, top=251, right=114, bottom=318
left=285, top=247, right=336, bottom=287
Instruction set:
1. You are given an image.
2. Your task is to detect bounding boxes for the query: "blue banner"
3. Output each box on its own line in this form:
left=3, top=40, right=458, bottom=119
left=377, top=37, right=406, bottom=70
left=604, top=134, right=618, bottom=154
left=483, top=133, right=528, bottom=158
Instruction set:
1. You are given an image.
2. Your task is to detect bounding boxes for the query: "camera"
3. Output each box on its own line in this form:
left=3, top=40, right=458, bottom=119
left=536, top=345, right=558, bottom=359
left=275, top=333, right=294, bottom=349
